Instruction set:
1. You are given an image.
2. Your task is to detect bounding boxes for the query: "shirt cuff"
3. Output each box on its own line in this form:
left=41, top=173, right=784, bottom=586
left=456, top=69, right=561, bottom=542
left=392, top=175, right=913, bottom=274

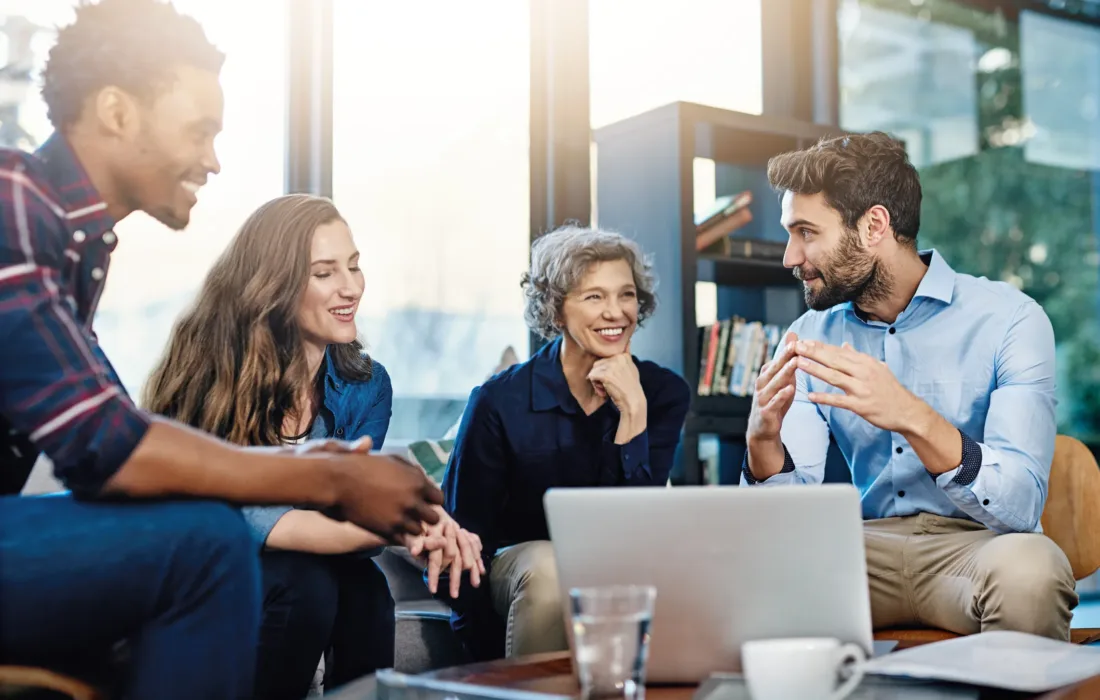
left=241, top=505, right=295, bottom=548
left=619, top=430, right=650, bottom=480
left=741, top=444, right=796, bottom=485
left=951, top=430, right=983, bottom=486
left=56, top=399, right=152, bottom=496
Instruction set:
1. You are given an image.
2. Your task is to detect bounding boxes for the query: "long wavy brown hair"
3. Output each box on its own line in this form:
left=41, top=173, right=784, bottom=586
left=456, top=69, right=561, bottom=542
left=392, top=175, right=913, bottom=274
left=143, top=194, right=373, bottom=446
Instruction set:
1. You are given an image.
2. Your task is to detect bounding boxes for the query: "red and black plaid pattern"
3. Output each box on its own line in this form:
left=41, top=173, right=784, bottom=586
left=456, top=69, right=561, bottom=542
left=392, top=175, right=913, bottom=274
left=0, top=135, right=150, bottom=496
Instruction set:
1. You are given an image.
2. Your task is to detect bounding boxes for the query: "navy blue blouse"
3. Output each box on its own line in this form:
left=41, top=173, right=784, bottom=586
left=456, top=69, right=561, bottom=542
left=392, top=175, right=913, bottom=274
left=440, top=337, right=690, bottom=657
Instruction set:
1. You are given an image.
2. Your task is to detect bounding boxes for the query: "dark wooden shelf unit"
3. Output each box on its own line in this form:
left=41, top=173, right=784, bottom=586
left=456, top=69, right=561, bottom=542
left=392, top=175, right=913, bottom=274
left=594, top=101, right=840, bottom=484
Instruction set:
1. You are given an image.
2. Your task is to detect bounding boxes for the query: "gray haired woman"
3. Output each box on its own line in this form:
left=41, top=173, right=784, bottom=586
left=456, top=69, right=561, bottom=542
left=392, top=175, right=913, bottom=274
left=437, top=224, right=691, bottom=661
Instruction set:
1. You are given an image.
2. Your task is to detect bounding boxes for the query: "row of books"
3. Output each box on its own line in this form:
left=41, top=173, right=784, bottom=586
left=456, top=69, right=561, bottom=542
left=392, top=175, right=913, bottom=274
left=696, top=317, right=784, bottom=397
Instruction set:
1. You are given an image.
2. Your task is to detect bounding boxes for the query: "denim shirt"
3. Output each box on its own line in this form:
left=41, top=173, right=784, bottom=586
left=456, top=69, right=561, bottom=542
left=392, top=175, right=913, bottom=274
left=241, top=349, right=393, bottom=548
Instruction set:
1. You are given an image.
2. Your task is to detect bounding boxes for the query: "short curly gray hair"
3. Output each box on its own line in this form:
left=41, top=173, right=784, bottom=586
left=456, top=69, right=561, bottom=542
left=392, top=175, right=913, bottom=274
left=520, top=224, right=657, bottom=340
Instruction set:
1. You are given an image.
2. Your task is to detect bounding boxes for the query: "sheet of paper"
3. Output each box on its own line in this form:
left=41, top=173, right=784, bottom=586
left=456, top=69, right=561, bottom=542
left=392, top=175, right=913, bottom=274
left=863, top=631, right=1100, bottom=692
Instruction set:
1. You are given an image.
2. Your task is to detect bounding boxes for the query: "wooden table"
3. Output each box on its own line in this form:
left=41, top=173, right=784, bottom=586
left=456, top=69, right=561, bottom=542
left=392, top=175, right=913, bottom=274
left=328, top=652, right=1100, bottom=700
left=423, top=652, right=690, bottom=700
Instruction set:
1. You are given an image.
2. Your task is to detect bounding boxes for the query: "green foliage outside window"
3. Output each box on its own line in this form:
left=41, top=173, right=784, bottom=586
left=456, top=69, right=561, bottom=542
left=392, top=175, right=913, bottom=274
left=846, top=0, right=1100, bottom=441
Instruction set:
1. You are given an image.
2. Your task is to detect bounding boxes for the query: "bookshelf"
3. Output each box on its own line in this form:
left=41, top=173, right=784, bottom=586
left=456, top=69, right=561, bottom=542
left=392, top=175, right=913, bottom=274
left=593, top=101, right=840, bottom=485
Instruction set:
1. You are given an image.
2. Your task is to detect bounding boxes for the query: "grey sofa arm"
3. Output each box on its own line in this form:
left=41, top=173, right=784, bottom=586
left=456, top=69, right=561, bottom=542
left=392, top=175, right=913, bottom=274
left=373, top=546, right=469, bottom=672
left=374, top=547, right=433, bottom=603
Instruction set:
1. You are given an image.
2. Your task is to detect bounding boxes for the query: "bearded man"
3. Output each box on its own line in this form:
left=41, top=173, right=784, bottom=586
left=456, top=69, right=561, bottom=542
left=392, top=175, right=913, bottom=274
left=740, top=132, right=1077, bottom=641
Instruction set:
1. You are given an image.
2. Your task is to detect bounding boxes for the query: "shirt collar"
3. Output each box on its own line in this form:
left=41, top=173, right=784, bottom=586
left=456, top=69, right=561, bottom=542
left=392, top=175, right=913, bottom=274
left=828, top=248, right=956, bottom=315
left=35, top=133, right=117, bottom=245
left=322, top=347, right=346, bottom=395
left=530, top=337, right=578, bottom=414
left=911, top=249, right=956, bottom=305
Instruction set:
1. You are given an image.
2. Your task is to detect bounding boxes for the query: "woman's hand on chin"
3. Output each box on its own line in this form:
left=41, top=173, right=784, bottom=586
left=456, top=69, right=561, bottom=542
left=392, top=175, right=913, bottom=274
left=587, top=350, right=647, bottom=418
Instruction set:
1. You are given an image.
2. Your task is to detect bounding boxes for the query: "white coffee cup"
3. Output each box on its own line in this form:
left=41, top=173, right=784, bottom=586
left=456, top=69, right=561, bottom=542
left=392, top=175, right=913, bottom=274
left=741, top=637, right=865, bottom=700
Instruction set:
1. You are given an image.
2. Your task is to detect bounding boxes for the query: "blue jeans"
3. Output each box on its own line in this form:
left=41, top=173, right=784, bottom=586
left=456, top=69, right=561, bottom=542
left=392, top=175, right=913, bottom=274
left=0, top=493, right=261, bottom=699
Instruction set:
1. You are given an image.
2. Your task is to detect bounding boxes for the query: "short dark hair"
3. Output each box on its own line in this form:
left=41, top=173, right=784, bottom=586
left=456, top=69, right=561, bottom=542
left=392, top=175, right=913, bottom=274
left=41, top=0, right=225, bottom=129
left=767, top=131, right=922, bottom=245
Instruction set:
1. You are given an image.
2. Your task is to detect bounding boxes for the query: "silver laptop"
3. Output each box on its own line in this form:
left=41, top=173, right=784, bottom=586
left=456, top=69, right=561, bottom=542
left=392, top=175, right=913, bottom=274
left=543, top=485, right=874, bottom=684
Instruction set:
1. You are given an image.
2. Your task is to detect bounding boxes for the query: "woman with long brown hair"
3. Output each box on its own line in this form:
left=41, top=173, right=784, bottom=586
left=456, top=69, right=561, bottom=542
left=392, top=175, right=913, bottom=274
left=144, top=194, right=482, bottom=698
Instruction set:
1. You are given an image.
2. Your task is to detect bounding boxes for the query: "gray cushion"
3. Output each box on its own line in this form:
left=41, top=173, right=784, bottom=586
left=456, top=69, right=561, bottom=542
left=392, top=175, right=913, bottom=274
left=375, top=547, right=469, bottom=673
left=374, top=547, right=432, bottom=603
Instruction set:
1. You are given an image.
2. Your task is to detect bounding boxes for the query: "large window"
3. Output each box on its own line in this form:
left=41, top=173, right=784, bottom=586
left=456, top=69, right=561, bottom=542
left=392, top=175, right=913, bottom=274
left=331, top=0, right=531, bottom=444
left=589, top=0, right=764, bottom=319
left=588, top=0, right=763, bottom=130
left=0, top=0, right=288, bottom=398
left=839, top=0, right=1100, bottom=443
left=589, top=0, right=763, bottom=243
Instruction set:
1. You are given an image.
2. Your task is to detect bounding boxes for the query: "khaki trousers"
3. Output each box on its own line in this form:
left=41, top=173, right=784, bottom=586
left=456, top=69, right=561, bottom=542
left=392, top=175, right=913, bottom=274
left=865, top=514, right=1078, bottom=640
left=489, top=540, right=569, bottom=658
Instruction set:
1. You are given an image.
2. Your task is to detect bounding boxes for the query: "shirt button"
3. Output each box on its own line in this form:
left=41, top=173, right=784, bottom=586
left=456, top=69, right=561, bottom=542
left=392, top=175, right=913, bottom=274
left=898, top=490, right=906, bottom=498
left=73, top=230, right=86, bottom=243
left=982, top=498, right=990, bottom=506
left=103, top=231, right=116, bottom=245
left=895, top=446, right=903, bottom=454
left=888, top=327, right=896, bottom=335
left=336, top=428, right=344, bottom=436
left=90, top=267, right=105, bottom=281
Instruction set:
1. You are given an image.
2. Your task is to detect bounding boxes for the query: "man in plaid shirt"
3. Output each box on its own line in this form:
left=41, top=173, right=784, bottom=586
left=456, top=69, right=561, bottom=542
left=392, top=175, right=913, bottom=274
left=0, top=2, right=448, bottom=697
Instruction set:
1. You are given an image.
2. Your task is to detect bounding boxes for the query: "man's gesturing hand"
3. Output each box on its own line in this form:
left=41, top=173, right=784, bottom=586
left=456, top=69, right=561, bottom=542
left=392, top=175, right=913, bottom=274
left=794, top=340, right=924, bottom=433
left=746, top=331, right=800, bottom=443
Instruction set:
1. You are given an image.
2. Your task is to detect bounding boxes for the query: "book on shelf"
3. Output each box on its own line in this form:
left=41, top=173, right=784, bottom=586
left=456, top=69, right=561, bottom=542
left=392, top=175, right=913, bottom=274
left=695, top=191, right=753, bottom=254
left=694, top=191, right=787, bottom=261
left=696, top=317, right=783, bottom=397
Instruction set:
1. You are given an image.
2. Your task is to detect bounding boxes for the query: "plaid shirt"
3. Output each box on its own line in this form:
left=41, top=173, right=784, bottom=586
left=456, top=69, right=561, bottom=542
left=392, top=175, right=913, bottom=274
left=0, top=135, right=150, bottom=496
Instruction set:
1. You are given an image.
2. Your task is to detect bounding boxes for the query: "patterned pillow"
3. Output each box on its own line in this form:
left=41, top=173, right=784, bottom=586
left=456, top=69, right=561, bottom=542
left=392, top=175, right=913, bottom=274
left=407, top=439, right=454, bottom=484
left=409, top=346, right=519, bottom=484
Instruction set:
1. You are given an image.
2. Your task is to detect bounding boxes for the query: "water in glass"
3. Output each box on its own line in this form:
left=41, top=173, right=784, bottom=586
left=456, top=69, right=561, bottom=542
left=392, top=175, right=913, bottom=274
left=570, top=585, right=655, bottom=700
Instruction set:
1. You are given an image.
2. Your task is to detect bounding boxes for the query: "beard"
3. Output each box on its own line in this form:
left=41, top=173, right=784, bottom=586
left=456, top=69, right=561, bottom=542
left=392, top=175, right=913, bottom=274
left=795, top=228, right=892, bottom=312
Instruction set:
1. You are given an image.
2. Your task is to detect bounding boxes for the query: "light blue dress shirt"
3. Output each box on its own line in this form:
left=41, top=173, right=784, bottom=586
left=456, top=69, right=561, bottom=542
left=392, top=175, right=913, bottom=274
left=741, top=250, right=1056, bottom=535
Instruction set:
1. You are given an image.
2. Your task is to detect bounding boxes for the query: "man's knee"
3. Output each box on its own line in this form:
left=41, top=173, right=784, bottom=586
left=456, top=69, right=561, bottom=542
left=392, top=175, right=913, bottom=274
left=163, top=501, right=254, bottom=556
left=157, top=502, right=259, bottom=595
left=981, top=534, right=1074, bottom=595
left=978, top=534, right=1077, bottom=636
